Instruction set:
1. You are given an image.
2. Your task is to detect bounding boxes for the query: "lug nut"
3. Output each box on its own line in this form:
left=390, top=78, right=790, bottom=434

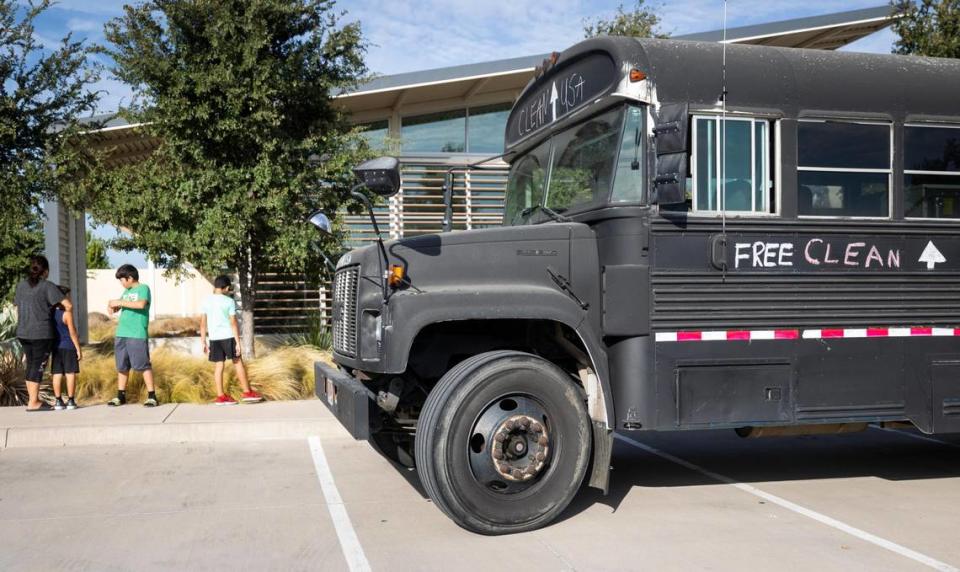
left=536, top=452, right=546, bottom=461
left=512, top=469, right=523, bottom=479
left=494, top=433, right=506, bottom=443
left=504, top=420, right=515, bottom=430
left=537, top=436, right=548, bottom=446
left=531, top=422, right=542, bottom=433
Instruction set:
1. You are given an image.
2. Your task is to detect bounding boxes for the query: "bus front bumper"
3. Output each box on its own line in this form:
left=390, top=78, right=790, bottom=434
left=314, top=362, right=376, bottom=440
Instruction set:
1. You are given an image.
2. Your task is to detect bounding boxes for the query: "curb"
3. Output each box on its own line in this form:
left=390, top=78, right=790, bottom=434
left=0, top=418, right=352, bottom=449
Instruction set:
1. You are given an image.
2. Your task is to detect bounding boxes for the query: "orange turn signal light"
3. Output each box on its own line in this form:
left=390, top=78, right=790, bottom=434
left=629, top=69, right=647, bottom=82
left=388, top=264, right=405, bottom=287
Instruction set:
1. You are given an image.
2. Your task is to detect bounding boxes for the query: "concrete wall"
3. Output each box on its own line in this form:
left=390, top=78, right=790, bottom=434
left=87, top=265, right=214, bottom=319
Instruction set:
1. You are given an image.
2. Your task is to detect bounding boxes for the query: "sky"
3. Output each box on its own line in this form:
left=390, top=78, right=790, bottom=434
left=32, top=0, right=898, bottom=267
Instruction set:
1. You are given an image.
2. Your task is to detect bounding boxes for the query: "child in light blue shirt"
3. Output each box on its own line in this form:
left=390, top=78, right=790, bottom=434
left=200, top=275, right=263, bottom=405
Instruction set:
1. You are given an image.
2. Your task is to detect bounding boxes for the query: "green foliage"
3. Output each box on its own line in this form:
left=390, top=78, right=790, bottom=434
left=86, top=231, right=111, bottom=269
left=0, top=0, right=100, bottom=300
left=583, top=1, right=669, bottom=39
left=63, top=0, right=371, bottom=354
left=892, top=0, right=960, bottom=58
left=282, top=312, right=332, bottom=350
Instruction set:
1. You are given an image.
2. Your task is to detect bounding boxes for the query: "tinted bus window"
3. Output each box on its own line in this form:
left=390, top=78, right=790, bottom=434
left=905, top=125, right=960, bottom=219
left=798, top=122, right=889, bottom=169
left=798, top=121, right=891, bottom=217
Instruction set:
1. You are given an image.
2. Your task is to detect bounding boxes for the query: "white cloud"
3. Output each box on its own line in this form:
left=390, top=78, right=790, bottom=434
left=88, top=76, right=135, bottom=114
left=67, top=17, right=100, bottom=33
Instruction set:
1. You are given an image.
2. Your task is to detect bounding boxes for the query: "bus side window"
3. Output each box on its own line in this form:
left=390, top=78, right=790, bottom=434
left=611, top=106, right=645, bottom=203
left=797, top=120, right=891, bottom=218
left=688, top=115, right=772, bottom=214
left=904, top=124, right=960, bottom=219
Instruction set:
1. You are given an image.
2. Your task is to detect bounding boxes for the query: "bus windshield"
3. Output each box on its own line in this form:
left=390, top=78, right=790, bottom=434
left=504, top=104, right=645, bottom=225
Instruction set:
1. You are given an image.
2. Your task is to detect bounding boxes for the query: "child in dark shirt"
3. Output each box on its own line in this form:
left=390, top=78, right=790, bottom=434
left=51, top=286, right=82, bottom=410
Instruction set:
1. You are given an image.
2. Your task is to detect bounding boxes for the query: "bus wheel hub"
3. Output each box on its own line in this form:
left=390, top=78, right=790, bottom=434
left=491, top=414, right=549, bottom=481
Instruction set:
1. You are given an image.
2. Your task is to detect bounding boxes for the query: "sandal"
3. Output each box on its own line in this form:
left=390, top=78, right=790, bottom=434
left=26, top=403, right=54, bottom=412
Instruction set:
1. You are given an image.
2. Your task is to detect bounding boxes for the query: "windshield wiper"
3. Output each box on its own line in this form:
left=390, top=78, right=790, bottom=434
left=519, top=204, right=571, bottom=223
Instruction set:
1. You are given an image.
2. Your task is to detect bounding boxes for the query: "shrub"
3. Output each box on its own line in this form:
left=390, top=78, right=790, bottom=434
left=74, top=345, right=330, bottom=404
left=281, top=312, right=332, bottom=350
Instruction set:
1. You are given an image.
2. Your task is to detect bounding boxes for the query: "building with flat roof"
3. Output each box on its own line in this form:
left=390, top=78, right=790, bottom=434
left=52, top=5, right=899, bottom=333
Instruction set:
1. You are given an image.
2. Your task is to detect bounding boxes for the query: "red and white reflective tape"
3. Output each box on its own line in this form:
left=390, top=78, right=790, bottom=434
left=655, top=326, right=960, bottom=342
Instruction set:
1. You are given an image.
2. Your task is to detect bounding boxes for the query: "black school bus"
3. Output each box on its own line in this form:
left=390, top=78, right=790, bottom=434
left=314, top=37, right=960, bottom=535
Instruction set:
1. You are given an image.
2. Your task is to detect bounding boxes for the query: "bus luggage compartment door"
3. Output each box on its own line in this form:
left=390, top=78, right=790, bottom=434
left=931, top=361, right=960, bottom=433
left=675, top=363, right=793, bottom=427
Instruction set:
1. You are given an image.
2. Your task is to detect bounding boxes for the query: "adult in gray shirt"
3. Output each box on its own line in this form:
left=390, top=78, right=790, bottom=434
left=14, top=255, right=71, bottom=411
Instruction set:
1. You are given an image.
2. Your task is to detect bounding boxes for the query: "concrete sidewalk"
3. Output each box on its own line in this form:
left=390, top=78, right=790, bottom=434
left=0, top=399, right=350, bottom=449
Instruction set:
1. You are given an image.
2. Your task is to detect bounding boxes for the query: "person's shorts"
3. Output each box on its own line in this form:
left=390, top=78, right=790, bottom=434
left=51, top=347, right=80, bottom=375
left=208, top=338, right=239, bottom=362
left=115, top=337, right=152, bottom=372
left=18, top=338, right=54, bottom=382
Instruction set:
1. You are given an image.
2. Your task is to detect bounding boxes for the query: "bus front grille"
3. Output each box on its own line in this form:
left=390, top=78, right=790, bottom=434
left=332, top=266, right=359, bottom=356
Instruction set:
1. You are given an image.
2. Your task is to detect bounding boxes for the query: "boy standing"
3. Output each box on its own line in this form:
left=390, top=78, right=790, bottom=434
left=52, top=286, right=81, bottom=410
left=107, top=264, right=158, bottom=407
left=200, top=275, right=263, bottom=405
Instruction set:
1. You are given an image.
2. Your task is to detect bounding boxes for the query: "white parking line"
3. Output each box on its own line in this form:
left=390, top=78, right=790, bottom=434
left=308, top=436, right=372, bottom=572
left=871, top=425, right=960, bottom=449
left=615, top=433, right=959, bottom=572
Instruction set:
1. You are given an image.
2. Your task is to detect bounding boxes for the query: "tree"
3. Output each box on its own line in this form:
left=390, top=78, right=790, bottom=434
left=583, top=0, right=669, bottom=39
left=0, top=0, right=99, bottom=299
left=69, top=0, right=369, bottom=357
left=86, top=231, right=110, bottom=270
left=892, top=0, right=960, bottom=58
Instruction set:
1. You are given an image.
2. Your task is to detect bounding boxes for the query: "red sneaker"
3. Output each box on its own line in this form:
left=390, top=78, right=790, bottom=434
left=214, top=394, right=238, bottom=406
left=241, top=391, right=264, bottom=403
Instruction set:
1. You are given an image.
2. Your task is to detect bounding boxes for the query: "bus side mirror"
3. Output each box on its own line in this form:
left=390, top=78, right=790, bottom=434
left=651, top=102, right=689, bottom=205
left=652, top=153, right=687, bottom=205
left=353, top=156, right=401, bottom=197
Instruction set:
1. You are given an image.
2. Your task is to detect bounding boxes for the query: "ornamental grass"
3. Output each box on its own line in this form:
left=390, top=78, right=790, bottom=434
left=74, top=345, right=331, bottom=405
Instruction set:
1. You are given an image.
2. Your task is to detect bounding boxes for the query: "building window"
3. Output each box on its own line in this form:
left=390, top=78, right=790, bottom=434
left=467, top=103, right=511, bottom=154
left=797, top=120, right=891, bottom=218
left=691, top=116, right=771, bottom=213
left=904, top=125, right=960, bottom=219
left=401, top=109, right=466, bottom=153
left=359, top=120, right=389, bottom=151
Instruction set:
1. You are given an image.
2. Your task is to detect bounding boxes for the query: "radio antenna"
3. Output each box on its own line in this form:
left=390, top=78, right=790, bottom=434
left=720, top=0, right=728, bottom=236
left=720, top=0, right=728, bottom=281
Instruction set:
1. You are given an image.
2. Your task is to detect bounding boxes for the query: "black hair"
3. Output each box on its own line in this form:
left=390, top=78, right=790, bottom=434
left=27, top=255, right=49, bottom=287
left=115, top=264, right=139, bottom=281
left=214, top=275, right=231, bottom=290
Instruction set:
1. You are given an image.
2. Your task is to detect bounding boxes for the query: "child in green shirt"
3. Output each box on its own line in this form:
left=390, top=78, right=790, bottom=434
left=107, top=264, right=158, bottom=407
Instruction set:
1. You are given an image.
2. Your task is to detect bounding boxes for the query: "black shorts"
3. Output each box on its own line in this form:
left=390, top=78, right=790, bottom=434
left=52, top=347, right=80, bottom=375
left=209, top=339, right=239, bottom=362
left=18, top=338, right=54, bottom=382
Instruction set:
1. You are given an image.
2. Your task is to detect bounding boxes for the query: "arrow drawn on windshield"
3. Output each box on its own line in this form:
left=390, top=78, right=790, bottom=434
left=550, top=82, right=558, bottom=122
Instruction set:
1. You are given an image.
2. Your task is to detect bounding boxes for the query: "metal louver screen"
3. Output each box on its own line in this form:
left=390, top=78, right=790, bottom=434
left=332, top=266, right=360, bottom=356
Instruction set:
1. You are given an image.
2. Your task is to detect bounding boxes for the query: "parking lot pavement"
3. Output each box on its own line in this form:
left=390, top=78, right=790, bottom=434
left=1, top=428, right=958, bottom=571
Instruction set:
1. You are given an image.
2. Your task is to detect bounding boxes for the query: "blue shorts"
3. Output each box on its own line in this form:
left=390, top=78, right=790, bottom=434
left=115, top=337, right=152, bottom=372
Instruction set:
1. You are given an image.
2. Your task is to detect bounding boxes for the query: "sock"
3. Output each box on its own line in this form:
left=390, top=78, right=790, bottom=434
left=117, top=390, right=126, bottom=401
left=148, top=391, right=157, bottom=401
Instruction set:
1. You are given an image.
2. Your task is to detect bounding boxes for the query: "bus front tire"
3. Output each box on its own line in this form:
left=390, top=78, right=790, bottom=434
left=414, top=350, right=592, bottom=535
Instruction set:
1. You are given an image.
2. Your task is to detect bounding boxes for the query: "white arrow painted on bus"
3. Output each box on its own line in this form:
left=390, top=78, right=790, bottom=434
left=918, top=240, right=946, bottom=270
left=550, top=82, right=559, bottom=121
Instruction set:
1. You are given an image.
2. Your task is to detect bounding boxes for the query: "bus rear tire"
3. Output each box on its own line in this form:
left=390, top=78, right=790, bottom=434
left=415, top=350, right=591, bottom=535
